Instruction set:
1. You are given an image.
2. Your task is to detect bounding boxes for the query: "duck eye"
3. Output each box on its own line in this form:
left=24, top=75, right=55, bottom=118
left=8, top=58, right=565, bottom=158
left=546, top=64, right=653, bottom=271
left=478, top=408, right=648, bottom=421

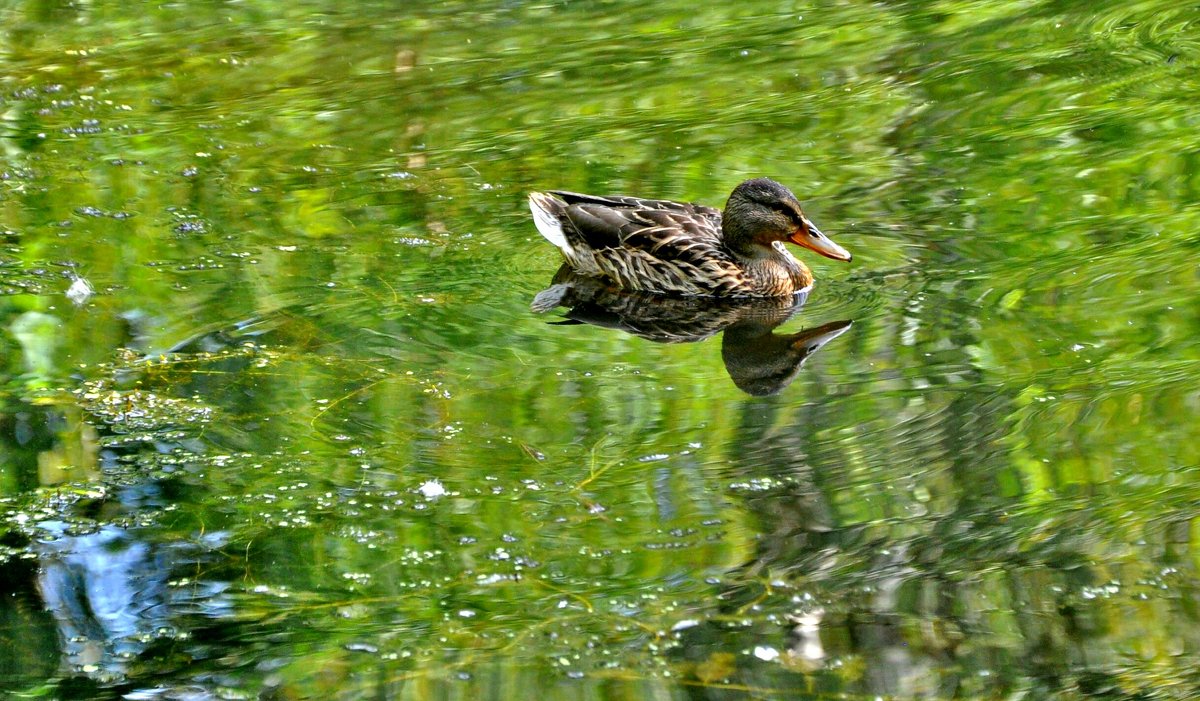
left=772, top=202, right=802, bottom=225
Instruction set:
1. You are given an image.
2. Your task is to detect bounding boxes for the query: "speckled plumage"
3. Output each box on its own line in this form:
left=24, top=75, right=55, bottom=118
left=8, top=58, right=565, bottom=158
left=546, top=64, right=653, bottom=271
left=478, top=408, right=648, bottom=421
left=528, top=178, right=850, bottom=298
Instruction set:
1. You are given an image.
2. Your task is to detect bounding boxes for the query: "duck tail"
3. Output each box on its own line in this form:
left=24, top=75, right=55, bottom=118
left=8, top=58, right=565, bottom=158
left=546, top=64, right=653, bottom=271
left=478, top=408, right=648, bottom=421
left=530, top=283, right=571, bottom=313
left=529, top=192, right=573, bottom=255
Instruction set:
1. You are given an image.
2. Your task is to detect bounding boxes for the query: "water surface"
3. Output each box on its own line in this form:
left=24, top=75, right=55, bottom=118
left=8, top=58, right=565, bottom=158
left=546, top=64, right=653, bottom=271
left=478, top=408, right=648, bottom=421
left=1, top=1, right=1198, bottom=698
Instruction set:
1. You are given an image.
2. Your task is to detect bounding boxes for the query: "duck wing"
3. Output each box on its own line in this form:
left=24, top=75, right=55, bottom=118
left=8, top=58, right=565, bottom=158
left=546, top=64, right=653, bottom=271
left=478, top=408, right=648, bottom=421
left=548, top=191, right=721, bottom=220
left=545, top=191, right=747, bottom=295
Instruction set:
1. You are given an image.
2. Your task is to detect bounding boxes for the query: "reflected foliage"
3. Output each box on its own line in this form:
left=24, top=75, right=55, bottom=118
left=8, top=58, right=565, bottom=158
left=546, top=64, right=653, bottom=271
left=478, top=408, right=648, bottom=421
left=0, top=0, right=1198, bottom=699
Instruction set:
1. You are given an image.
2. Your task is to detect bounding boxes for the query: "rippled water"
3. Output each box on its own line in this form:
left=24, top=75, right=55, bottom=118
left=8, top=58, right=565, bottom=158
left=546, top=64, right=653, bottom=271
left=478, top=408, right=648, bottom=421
left=1, top=1, right=1198, bottom=699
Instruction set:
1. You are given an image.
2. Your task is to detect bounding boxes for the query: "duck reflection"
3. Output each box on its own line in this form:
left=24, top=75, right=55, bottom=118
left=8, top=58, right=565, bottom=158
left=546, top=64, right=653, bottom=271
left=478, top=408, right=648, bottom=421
left=532, top=267, right=852, bottom=395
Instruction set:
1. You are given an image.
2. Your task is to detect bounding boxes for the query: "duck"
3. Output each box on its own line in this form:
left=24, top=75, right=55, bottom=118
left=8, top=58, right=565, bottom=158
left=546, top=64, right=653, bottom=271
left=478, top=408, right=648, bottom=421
left=528, top=178, right=851, bottom=297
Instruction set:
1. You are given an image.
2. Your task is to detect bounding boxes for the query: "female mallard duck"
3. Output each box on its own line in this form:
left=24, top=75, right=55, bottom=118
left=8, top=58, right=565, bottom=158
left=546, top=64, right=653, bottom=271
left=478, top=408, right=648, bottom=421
left=529, top=178, right=851, bottom=297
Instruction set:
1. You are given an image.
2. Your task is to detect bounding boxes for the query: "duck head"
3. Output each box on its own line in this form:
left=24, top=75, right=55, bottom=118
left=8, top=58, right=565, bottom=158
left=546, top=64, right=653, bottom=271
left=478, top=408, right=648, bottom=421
left=722, top=178, right=851, bottom=262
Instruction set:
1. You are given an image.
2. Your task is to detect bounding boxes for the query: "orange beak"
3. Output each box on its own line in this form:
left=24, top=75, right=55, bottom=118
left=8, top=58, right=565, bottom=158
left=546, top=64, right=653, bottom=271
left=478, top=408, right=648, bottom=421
left=788, top=216, right=852, bottom=262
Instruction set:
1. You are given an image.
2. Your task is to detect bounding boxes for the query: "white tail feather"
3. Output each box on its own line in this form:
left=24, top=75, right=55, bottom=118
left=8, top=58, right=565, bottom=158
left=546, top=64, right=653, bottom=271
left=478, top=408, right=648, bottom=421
left=529, top=193, right=572, bottom=254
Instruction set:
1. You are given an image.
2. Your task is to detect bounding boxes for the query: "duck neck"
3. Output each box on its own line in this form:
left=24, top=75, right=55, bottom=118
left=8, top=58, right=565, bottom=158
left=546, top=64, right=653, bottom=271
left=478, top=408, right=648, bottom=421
left=722, top=202, right=813, bottom=293
left=731, top=240, right=813, bottom=294
left=721, top=199, right=758, bottom=257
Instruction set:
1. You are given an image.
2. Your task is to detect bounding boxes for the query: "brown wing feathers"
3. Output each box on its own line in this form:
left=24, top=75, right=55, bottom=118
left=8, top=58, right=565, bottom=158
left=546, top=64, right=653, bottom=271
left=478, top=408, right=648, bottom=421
left=536, top=190, right=751, bottom=295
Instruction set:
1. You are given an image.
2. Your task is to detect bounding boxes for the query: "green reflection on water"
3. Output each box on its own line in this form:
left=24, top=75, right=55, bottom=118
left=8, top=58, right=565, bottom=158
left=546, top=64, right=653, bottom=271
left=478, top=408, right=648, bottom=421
left=1, top=0, right=1198, bottom=699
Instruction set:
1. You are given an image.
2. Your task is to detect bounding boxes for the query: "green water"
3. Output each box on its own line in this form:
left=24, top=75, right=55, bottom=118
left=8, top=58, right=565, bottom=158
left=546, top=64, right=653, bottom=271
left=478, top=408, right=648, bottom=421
left=2, top=1, right=1198, bottom=698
